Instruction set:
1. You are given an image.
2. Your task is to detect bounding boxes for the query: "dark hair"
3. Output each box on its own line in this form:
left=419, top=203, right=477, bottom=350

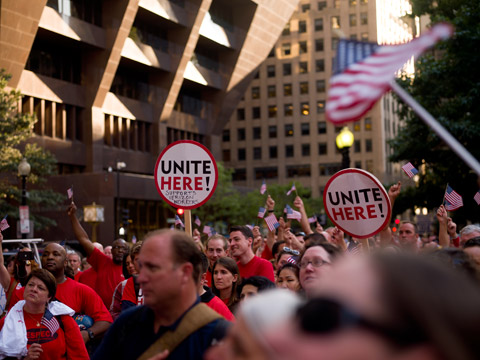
left=272, top=241, right=286, bottom=258
left=372, top=253, right=480, bottom=360
left=399, top=221, right=418, bottom=233
left=238, top=276, right=276, bottom=295
left=25, top=268, right=57, bottom=299
left=121, top=253, right=132, bottom=279
left=299, top=242, right=342, bottom=264
left=276, top=263, right=300, bottom=279
left=426, top=248, right=479, bottom=282
left=212, top=257, right=241, bottom=310
left=200, top=252, right=209, bottom=274
left=229, top=225, right=254, bottom=242
left=303, top=233, right=327, bottom=246
left=130, top=241, right=143, bottom=258
left=463, top=237, right=480, bottom=249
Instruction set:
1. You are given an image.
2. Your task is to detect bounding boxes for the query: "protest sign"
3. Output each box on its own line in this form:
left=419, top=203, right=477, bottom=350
left=154, top=140, right=218, bottom=210
left=323, top=169, right=391, bottom=238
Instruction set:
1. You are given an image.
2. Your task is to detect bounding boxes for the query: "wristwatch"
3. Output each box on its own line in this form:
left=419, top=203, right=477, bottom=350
left=86, top=329, right=95, bottom=340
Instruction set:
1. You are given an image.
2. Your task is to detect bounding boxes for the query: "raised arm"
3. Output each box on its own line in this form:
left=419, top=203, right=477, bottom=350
left=293, top=196, right=314, bottom=235
left=264, top=195, right=277, bottom=251
left=67, top=203, right=95, bottom=255
left=0, top=232, right=11, bottom=290
left=379, top=181, right=401, bottom=246
left=436, top=205, right=450, bottom=248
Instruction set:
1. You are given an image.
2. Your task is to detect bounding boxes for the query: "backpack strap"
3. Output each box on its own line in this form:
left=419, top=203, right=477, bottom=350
left=137, top=303, right=222, bottom=360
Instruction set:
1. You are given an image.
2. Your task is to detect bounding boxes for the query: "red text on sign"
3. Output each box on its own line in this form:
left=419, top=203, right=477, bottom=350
left=161, top=176, right=203, bottom=191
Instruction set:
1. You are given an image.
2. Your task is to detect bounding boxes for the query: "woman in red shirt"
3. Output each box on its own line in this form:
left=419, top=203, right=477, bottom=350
left=212, top=257, right=241, bottom=313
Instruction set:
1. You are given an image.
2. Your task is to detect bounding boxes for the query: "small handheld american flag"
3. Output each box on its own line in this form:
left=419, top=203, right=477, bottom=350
left=444, top=185, right=463, bottom=211
left=401, top=162, right=418, bottom=178
left=41, top=309, right=60, bottom=335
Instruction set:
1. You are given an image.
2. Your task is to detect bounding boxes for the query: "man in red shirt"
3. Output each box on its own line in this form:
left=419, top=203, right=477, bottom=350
left=229, top=225, right=275, bottom=282
left=67, top=203, right=129, bottom=307
left=67, top=250, right=83, bottom=281
left=205, top=235, right=228, bottom=287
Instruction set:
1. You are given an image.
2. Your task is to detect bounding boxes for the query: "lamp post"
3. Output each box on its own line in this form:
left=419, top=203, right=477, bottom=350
left=336, top=127, right=354, bottom=169
left=84, top=202, right=105, bottom=243
left=116, top=161, right=126, bottom=236
left=17, top=158, right=31, bottom=239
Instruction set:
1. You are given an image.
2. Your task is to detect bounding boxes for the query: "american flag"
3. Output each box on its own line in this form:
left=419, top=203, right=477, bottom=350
left=260, top=180, right=267, bottom=195
left=194, top=216, right=201, bottom=227
left=257, top=207, right=266, bottom=219
left=175, top=215, right=184, bottom=228
left=326, top=23, right=453, bottom=124
left=286, top=183, right=296, bottom=196
left=401, top=162, right=419, bottom=178
left=0, top=215, right=9, bottom=231
left=67, top=186, right=73, bottom=199
left=41, top=309, right=60, bottom=335
left=444, top=185, right=463, bottom=211
left=203, top=225, right=212, bottom=236
left=308, top=215, right=317, bottom=224
left=285, top=205, right=301, bottom=220
left=474, top=191, right=480, bottom=206
left=246, top=224, right=254, bottom=230
left=264, top=213, right=280, bottom=232
left=286, top=256, right=297, bottom=265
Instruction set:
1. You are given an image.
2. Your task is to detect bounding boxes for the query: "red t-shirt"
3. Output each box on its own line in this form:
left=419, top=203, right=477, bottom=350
left=0, top=311, right=89, bottom=360
left=74, top=271, right=82, bottom=282
left=206, top=268, right=212, bottom=288
left=121, top=277, right=144, bottom=307
left=78, top=268, right=97, bottom=290
left=261, top=245, right=273, bottom=261
left=237, top=256, right=275, bottom=282
left=9, top=279, right=112, bottom=323
left=87, top=248, right=125, bottom=307
left=205, top=295, right=235, bottom=321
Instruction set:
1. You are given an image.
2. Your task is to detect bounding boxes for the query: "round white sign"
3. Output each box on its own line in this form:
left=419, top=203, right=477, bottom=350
left=154, top=140, right=218, bottom=209
left=323, top=168, right=391, bottom=239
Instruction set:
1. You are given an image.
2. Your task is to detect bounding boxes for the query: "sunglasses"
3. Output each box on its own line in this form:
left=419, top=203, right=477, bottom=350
left=297, top=298, right=426, bottom=347
left=283, top=247, right=300, bottom=256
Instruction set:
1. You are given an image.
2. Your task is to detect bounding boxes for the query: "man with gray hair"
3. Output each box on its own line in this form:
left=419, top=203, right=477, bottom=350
left=460, top=225, right=480, bottom=247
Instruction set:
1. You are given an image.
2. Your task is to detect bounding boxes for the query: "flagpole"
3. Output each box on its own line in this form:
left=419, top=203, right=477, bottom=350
left=390, top=81, right=480, bottom=176
left=443, top=183, right=449, bottom=207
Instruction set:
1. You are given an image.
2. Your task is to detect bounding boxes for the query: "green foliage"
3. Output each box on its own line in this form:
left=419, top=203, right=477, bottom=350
left=0, top=70, right=63, bottom=232
left=388, top=0, right=480, bottom=225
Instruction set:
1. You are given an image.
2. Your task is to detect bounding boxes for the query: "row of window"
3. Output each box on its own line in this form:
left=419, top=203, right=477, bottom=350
left=225, top=139, right=373, bottom=161
left=250, top=80, right=326, bottom=100
left=166, top=127, right=205, bottom=146
left=283, top=12, right=368, bottom=36
left=104, top=114, right=152, bottom=152
left=236, top=101, right=325, bottom=120
left=280, top=34, right=368, bottom=57
left=298, top=0, right=368, bottom=14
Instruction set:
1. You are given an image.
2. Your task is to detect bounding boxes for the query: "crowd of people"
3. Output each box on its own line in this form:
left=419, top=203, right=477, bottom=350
left=0, top=181, right=479, bottom=359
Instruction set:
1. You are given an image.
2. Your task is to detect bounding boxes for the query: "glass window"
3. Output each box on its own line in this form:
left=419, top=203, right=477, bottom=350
left=299, top=41, right=308, bottom=54
left=366, top=139, right=372, bottom=152
left=284, top=83, right=292, bottom=96
left=285, top=124, right=294, bottom=137
left=287, top=164, right=311, bottom=177
left=361, top=32, right=368, bottom=41
left=314, top=18, right=323, bottom=31
left=360, top=13, right=368, bottom=25
left=283, top=63, right=292, bottom=76
left=315, top=39, right=324, bottom=52
left=299, top=20, right=307, bottom=33
left=284, top=103, right=293, bottom=116
left=269, top=125, right=277, bottom=138
left=268, top=85, right=276, bottom=98
left=238, top=148, right=246, bottom=161
left=302, top=144, right=310, bottom=156
left=331, top=16, right=340, bottom=29
left=267, top=65, right=276, bottom=77
left=302, top=4, right=310, bottom=12
left=222, top=149, right=231, bottom=162
left=301, top=102, right=310, bottom=116
left=316, top=80, right=326, bottom=93
left=300, top=81, right=309, bottom=94
left=222, top=129, right=230, bottom=141
left=355, top=161, right=362, bottom=169
left=282, top=22, right=290, bottom=36
left=253, top=147, right=262, bottom=160
left=334, top=0, right=340, bottom=8
left=365, top=117, right=372, bottom=130
left=285, top=145, right=294, bottom=157
left=253, top=127, right=261, bottom=139
left=349, top=14, right=357, bottom=26
left=269, top=146, right=277, bottom=159
left=318, top=1, right=327, bottom=10
left=318, top=142, right=327, bottom=155
left=255, top=167, right=278, bottom=179
left=350, top=0, right=357, bottom=6
left=301, top=123, right=310, bottom=135
left=317, top=100, right=326, bottom=113
left=232, top=168, right=246, bottom=181
left=316, top=59, right=325, bottom=72
left=252, top=107, right=261, bottom=119
left=361, top=0, right=368, bottom=4
left=237, top=128, right=246, bottom=141
left=350, top=34, right=358, bottom=40
left=299, top=62, right=308, bottom=73
left=252, top=87, right=260, bottom=99
left=318, top=121, right=327, bottom=134
left=354, top=122, right=361, bottom=131
left=268, top=105, right=277, bottom=118
left=354, top=140, right=361, bottom=153
left=332, top=37, right=339, bottom=50
left=282, top=43, right=291, bottom=56
left=237, top=108, right=245, bottom=120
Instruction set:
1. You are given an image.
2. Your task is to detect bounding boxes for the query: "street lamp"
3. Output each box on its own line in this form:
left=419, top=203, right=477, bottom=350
left=18, top=158, right=31, bottom=239
left=84, top=202, right=105, bottom=243
left=336, top=127, right=354, bottom=169
left=116, top=161, right=126, bottom=236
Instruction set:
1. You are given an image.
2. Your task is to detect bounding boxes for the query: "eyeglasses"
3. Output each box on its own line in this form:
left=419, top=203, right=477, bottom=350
left=298, top=258, right=330, bottom=269
left=297, top=298, right=426, bottom=347
left=283, top=247, right=300, bottom=256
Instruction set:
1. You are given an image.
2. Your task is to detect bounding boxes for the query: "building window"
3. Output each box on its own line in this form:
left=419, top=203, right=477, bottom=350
left=237, top=108, right=245, bottom=120
left=365, top=139, right=372, bottom=152
left=269, top=125, right=277, bottom=138
left=255, top=167, right=278, bottom=179
left=366, top=159, right=373, bottom=173
left=282, top=22, right=290, bottom=36
left=285, top=145, right=294, bottom=157
left=302, top=3, right=310, bottom=12
left=355, top=161, right=362, bottom=169
left=268, top=105, right=277, bottom=118
left=315, top=39, right=324, bottom=52
left=331, top=16, right=340, bottom=29
left=350, top=34, right=358, bottom=40
left=238, top=148, right=246, bottom=161
left=253, top=147, right=262, bottom=160
left=350, top=0, right=357, bottom=6
left=300, top=81, right=309, bottom=94
left=284, top=103, right=293, bottom=116
left=252, top=107, right=261, bottom=119
left=318, top=1, right=327, bottom=10
left=252, top=86, right=260, bottom=99
left=269, top=146, right=277, bottom=159
left=287, top=164, right=311, bottom=177
left=222, top=149, right=231, bottom=161
left=301, top=123, right=310, bottom=135
left=253, top=127, right=261, bottom=139
left=361, top=32, right=368, bottom=41
left=317, top=100, right=326, bottom=113
left=283, top=63, right=292, bottom=76
left=267, top=65, right=276, bottom=77
left=360, top=13, right=368, bottom=25
left=316, top=59, right=325, bottom=72
left=299, top=61, right=308, bottom=73
left=316, top=80, right=326, bottom=93
left=285, top=124, right=294, bottom=137
left=318, top=121, right=327, bottom=134
left=319, top=163, right=342, bottom=176
left=354, top=140, right=361, bottom=153
left=318, top=142, right=327, bottom=155
left=334, top=0, right=340, bottom=8
left=314, top=18, right=323, bottom=31
left=301, top=102, right=310, bottom=116
left=354, top=122, right=361, bottom=131
left=268, top=85, right=276, bottom=97
left=299, top=41, right=308, bottom=54
left=299, top=20, right=307, bottom=33
left=302, top=144, right=310, bottom=156
left=332, top=37, right=339, bottom=50
left=365, top=117, right=372, bottom=130
left=232, top=168, right=246, bottom=181
left=284, top=83, right=292, bottom=96
left=361, top=0, right=368, bottom=4
left=222, top=129, right=230, bottom=141
left=237, top=128, right=246, bottom=141
left=282, top=43, right=291, bottom=56
left=349, top=14, right=357, bottom=26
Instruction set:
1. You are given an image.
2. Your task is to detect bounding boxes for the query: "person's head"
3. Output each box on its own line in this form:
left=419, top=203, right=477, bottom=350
left=463, top=237, right=480, bottom=271
left=427, top=248, right=479, bottom=282
left=229, top=225, right=254, bottom=259
left=81, top=257, right=91, bottom=271
left=41, top=243, right=67, bottom=278
left=304, top=232, right=328, bottom=248
left=137, top=229, right=202, bottom=310
left=266, top=253, right=480, bottom=360
left=111, top=239, right=129, bottom=265
left=299, top=243, right=342, bottom=297
left=67, top=251, right=82, bottom=273
left=212, top=257, right=240, bottom=307
left=124, top=254, right=136, bottom=277
left=398, top=221, right=418, bottom=249
left=276, top=248, right=300, bottom=269
left=271, top=241, right=286, bottom=259
left=276, top=263, right=301, bottom=292
left=14, top=247, right=39, bottom=285
left=130, top=241, right=143, bottom=272
left=460, top=225, right=480, bottom=247
left=24, top=268, right=57, bottom=307
left=6, top=255, right=15, bottom=276
left=238, top=276, right=276, bottom=301
left=93, top=242, right=104, bottom=252
left=104, top=245, right=113, bottom=258
left=206, top=234, right=228, bottom=268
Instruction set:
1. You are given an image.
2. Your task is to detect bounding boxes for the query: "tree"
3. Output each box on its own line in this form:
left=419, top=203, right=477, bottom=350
left=0, top=70, right=63, bottom=234
left=389, top=0, right=480, bottom=225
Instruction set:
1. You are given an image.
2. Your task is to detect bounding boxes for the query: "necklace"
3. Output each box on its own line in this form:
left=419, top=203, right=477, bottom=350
left=24, top=311, right=43, bottom=327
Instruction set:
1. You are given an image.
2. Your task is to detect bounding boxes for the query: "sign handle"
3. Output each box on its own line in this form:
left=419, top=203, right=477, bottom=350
left=359, top=238, right=370, bottom=253
left=184, top=210, right=192, bottom=237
